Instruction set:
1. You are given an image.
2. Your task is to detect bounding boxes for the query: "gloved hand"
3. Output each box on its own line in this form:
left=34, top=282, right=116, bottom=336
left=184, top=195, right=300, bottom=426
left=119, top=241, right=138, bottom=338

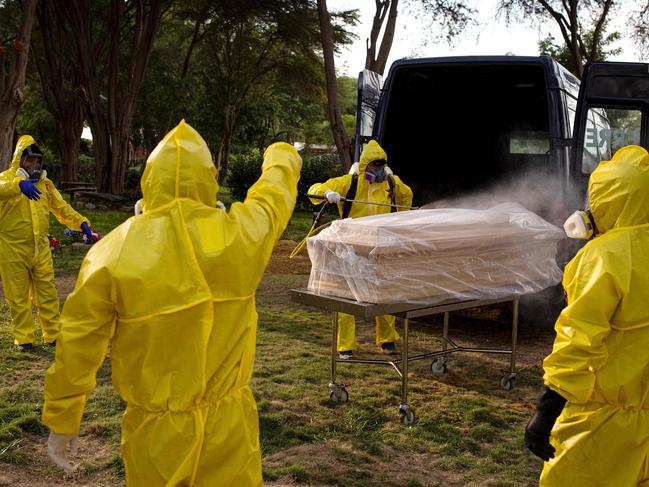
left=47, top=431, right=79, bottom=473
left=19, top=179, right=41, bottom=201
left=80, top=222, right=93, bottom=245
left=525, top=386, right=567, bottom=461
left=325, top=190, right=342, bottom=204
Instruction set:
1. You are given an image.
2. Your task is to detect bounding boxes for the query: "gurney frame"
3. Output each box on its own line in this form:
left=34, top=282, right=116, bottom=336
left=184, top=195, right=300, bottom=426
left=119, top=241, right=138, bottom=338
left=291, top=289, right=520, bottom=425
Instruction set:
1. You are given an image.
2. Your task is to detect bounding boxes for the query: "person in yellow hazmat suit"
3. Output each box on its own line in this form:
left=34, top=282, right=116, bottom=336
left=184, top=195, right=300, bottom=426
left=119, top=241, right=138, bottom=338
left=308, top=139, right=413, bottom=359
left=42, top=120, right=301, bottom=486
left=524, top=145, right=649, bottom=486
left=0, top=135, right=92, bottom=352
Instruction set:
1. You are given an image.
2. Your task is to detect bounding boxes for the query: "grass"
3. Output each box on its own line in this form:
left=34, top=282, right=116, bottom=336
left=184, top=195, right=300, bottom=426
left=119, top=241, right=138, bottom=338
left=0, top=204, right=548, bottom=486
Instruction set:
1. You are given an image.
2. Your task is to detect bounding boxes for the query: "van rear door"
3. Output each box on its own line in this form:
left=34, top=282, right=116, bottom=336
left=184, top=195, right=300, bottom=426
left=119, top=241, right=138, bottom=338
left=573, top=62, right=649, bottom=178
left=354, top=69, right=383, bottom=161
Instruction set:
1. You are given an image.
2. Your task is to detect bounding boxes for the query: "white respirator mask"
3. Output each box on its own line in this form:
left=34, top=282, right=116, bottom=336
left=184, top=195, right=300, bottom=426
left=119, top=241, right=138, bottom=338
left=563, top=209, right=598, bottom=240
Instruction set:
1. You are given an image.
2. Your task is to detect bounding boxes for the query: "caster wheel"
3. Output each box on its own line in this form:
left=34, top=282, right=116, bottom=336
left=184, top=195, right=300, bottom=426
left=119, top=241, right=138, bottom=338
left=399, top=404, right=415, bottom=426
left=430, top=358, right=447, bottom=374
left=329, top=386, right=349, bottom=403
left=500, top=375, right=516, bottom=391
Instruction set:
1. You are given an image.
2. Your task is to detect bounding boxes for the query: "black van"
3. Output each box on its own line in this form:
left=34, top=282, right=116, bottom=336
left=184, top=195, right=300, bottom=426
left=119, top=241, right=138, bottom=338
left=355, top=56, right=646, bottom=245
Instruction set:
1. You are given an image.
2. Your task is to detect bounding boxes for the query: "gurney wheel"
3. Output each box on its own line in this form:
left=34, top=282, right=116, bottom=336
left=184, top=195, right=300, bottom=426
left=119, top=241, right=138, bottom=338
left=329, top=387, right=349, bottom=403
left=499, top=375, right=516, bottom=391
left=430, top=358, right=447, bottom=374
left=399, top=404, right=415, bottom=426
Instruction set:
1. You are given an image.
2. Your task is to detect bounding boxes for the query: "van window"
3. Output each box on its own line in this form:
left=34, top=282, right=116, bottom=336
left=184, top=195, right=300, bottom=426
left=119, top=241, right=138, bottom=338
left=510, top=131, right=550, bottom=154
left=581, top=107, right=641, bottom=174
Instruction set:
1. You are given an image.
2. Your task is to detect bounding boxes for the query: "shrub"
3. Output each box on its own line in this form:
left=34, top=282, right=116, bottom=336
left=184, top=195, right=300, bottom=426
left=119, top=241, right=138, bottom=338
left=226, top=148, right=263, bottom=202
left=226, top=148, right=344, bottom=209
left=298, top=153, right=343, bottom=209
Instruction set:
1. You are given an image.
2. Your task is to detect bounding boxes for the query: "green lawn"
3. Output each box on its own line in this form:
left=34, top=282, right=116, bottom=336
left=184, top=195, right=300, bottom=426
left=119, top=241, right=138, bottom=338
left=0, top=205, right=548, bottom=486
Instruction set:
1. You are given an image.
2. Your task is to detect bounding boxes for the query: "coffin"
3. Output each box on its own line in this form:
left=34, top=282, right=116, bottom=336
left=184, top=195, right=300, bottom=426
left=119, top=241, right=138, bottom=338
left=307, top=203, right=565, bottom=304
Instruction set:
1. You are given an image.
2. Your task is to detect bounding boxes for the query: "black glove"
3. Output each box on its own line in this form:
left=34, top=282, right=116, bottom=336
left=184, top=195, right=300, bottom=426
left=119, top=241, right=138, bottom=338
left=525, top=386, right=567, bottom=461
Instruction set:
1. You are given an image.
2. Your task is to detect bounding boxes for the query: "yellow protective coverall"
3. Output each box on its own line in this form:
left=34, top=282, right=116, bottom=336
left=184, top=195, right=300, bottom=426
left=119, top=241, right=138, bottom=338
left=540, top=145, right=649, bottom=486
left=0, top=135, right=89, bottom=345
left=308, top=140, right=413, bottom=352
left=42, top=121, right=301, bottom=486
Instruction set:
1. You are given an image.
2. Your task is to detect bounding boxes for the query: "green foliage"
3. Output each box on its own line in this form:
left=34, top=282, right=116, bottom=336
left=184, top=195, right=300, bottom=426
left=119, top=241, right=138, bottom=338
left=14, top=83, right=58, bottom=168
left=224, top=149, right=344, bottom=214
left=539, top=28, right=622, bottom=76
left=298, top=153, right=344, bottom=208
left=77, top=154, right=96, bottom=183
left=226, top=148, right=263, bottom=202
left=337, top=76, right=358, bottom=115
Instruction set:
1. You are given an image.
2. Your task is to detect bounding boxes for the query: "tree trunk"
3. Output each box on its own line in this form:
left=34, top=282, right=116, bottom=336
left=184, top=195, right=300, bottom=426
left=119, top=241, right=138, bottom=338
left=61, top=0, right=162, bottom=194
left=0, top=0, right=37, bottom=168
left=109, top=128, right=130, bottom=194
left=567, top=0, right=583, bottom=79
left=56, top=112, right=84, bottom=182
left=217, top=114, right=234, bottom=185
left=317, top=0, right=353, bottom=170
left=89, top=115, right=112, bottom=193
left=0, top=112, right=17, bottom=168
left=365, top=0, right=399, bottom=76
left=35, top=0, right=85, bottom=183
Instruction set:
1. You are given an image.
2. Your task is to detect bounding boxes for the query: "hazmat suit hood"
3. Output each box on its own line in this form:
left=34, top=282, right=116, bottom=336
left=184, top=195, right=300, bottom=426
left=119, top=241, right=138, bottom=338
left=141, top=120, right=218, bottom=212
left=359, top=140, right=388, bottom=173
left=589, top=145, right=649, bottom=234
left=10, top=135, right=37, bottom=172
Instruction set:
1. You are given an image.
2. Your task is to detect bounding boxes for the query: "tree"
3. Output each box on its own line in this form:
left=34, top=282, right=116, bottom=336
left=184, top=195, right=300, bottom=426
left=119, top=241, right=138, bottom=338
left=317, top=0, right=354, bottom=168
left=365, top=0, right=399, bottom=75
left=498, top=0, right=617, bottom=79
left=60, top=0, right=164, bottom=193
left=32, top=0, right=85, bottom=182
left=632, top=2, right=649, bottom=59
left=186, top=0, right=329, bottom=183
left=366, top=0, right=475, bottom=76
left=0, top=0, right=36, bottom=168
left=539, top=26, right=621, bottom=76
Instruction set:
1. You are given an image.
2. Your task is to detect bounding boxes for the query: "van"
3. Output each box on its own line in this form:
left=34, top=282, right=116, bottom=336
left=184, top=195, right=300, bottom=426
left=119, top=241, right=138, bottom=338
left=355, top=56, right=645, bottom=239
left=354, top=56, right=648, bottom=317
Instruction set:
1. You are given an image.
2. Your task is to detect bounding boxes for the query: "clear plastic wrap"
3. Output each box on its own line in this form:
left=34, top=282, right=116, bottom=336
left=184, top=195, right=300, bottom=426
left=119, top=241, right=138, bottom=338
left=307, top=203, right=565, bottom=304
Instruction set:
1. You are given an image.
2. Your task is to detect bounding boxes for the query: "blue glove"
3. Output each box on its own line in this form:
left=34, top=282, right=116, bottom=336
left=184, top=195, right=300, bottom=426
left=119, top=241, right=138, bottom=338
left=80, top=222, right=93, bottom=245
left=19, top=179, right=41, bottom=201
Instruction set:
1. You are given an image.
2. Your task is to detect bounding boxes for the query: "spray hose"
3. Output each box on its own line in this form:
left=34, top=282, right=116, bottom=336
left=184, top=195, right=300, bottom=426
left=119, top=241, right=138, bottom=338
left=289, top=202, right=334, bottom=259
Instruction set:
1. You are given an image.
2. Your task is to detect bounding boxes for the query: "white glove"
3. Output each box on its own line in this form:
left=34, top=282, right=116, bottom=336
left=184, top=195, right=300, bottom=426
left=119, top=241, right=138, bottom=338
left=47, top=431, right=79, bottom=473
left=216, top=200, right=226, bottom=210
left=325, top=190, right=342, bottom=204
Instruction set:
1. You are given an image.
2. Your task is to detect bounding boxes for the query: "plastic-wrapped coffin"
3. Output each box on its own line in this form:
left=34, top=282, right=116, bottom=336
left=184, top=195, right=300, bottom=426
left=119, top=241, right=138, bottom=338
left=306, top=203, right=565, bottom=305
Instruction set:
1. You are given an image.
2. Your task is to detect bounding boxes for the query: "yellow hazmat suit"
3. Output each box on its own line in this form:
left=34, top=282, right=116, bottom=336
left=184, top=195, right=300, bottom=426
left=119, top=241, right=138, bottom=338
left=0, top=135, right=89, bottom=345
left=308, top=140, right=413, bottom=351
left=541, top=145, right=649, bottom=486
left=43, top=121, right=300, bottom=486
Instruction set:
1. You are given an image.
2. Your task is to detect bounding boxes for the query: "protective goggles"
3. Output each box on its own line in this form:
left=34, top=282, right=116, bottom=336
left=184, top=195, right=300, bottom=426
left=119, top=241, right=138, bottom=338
left=563, top=209, right=599, bottom=240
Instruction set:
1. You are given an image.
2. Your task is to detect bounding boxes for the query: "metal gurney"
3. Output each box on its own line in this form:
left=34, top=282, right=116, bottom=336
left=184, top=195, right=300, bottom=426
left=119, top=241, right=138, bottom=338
left=291, top=289, right=520, bottom=425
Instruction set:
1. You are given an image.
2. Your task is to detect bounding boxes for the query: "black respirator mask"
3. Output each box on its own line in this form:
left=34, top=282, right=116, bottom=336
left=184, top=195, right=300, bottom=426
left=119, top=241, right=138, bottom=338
left=364, top=159, right=388, bottom=184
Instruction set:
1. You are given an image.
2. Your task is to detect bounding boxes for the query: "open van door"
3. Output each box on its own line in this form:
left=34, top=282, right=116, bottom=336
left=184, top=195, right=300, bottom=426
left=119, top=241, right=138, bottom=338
left=573, top=62, right=649, bottom=179
left=354, top=69, right=383, bottom=162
